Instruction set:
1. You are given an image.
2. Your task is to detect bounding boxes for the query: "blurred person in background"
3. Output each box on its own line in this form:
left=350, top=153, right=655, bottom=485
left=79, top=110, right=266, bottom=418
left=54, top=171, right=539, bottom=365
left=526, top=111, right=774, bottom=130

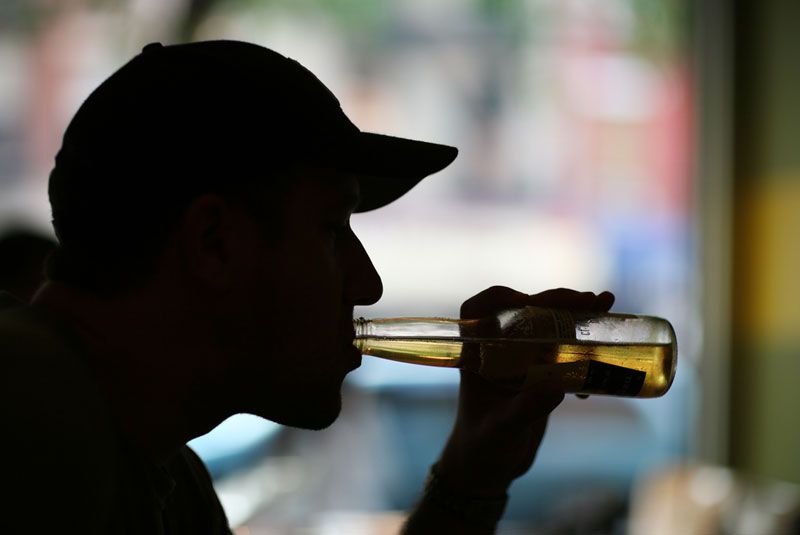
left=0, top=227, right=55, bottom=303
left=0, top=41, right=613, bottom=534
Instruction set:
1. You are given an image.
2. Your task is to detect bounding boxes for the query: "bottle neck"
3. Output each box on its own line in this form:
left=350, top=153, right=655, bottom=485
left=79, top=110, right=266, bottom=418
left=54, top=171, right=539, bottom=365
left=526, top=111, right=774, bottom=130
left=354, top=316, right=466, bottom=340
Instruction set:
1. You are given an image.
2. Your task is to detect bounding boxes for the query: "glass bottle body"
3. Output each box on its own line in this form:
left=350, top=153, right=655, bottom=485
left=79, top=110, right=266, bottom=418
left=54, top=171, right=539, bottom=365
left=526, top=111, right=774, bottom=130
left=353, top=307, right=677, bottom=398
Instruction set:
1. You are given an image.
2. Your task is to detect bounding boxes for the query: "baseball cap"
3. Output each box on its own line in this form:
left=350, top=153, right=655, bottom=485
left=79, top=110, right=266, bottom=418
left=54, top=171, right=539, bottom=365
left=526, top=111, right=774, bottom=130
left=49, top=40, right=458, bottom=246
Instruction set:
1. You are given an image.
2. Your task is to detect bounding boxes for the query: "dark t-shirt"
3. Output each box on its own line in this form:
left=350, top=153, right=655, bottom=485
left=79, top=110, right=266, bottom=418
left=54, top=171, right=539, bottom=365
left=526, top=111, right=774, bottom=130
left=0, top=292, right=230, bottom=534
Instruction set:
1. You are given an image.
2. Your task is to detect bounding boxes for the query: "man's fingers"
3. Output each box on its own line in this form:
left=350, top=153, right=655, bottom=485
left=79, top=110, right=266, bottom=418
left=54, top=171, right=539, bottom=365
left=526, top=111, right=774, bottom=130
left=594, top=291, right=615, bottom=312
left=461, top=286, right=616, bottom=319
left=461, top=285, right=531, bottom=319
left=527, top=288, right=616, bottom=311
left=503, top=365, right=568, bottom=426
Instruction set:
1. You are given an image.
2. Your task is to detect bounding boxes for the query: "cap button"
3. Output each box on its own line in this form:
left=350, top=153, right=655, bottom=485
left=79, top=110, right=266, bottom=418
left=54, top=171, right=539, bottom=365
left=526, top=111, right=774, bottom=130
left=142, top=42, right=164, bottom=53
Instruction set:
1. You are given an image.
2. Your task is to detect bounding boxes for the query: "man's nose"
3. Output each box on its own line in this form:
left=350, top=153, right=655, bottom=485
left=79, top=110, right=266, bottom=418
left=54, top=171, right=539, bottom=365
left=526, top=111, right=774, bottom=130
left=345, top=234, right=383, bottom=306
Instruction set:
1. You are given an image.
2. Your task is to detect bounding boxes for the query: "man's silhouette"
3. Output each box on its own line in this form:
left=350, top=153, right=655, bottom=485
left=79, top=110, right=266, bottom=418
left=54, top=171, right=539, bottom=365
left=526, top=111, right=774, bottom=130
left=1, top=41, right=612, bottom=533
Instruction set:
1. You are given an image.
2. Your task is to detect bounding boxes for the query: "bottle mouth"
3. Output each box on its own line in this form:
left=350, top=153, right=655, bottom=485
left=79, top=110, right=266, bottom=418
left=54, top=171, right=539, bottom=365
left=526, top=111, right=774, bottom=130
left=353, top=317, right=370, bottom=339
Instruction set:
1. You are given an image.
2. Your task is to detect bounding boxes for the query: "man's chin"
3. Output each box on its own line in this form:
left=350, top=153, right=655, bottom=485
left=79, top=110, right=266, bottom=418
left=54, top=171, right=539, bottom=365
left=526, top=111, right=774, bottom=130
left=257, top=396, right=342, bottom=431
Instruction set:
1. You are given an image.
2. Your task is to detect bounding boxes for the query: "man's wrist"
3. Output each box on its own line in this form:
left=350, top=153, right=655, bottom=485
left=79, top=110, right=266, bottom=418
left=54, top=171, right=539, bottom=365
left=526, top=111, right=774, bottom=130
left=436, top=445, right=515, bottom=498
left=420, top=462, right=509, bottom=529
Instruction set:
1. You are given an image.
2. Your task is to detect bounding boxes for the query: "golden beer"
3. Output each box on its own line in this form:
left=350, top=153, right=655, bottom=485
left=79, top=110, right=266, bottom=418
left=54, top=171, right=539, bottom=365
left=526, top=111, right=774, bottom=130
left=354, top=308, right=677, bottom=398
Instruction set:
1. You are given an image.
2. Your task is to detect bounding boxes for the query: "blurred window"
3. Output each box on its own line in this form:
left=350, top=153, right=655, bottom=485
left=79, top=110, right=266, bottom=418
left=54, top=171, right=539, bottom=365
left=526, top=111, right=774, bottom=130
left=0, top=0, right=695, bottom=528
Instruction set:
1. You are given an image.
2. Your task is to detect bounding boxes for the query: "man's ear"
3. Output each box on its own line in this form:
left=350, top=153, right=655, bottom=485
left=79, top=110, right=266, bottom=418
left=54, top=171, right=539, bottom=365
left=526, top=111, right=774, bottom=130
left=176, top=194, right=241, bottom=290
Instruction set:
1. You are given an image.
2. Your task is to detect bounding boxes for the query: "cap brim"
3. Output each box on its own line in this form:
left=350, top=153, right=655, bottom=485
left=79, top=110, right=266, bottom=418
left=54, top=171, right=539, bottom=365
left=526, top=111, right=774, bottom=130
left=314, top=132, right=458, bottom=212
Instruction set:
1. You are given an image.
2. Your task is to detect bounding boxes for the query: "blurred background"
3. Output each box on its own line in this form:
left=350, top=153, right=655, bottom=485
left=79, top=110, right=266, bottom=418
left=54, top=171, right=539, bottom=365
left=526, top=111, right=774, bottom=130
left=0, top=0, right=798, bottom=533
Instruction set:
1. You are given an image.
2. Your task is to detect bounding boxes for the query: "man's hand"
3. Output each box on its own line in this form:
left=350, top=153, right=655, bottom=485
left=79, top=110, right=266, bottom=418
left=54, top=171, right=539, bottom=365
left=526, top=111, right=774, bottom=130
left=436, top=286, right=615, bottom=496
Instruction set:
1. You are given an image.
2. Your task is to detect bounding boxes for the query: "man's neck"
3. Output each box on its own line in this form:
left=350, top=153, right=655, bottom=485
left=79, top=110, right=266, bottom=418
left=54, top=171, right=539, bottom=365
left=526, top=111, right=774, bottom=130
left=32, top=282, right=231, bottom=463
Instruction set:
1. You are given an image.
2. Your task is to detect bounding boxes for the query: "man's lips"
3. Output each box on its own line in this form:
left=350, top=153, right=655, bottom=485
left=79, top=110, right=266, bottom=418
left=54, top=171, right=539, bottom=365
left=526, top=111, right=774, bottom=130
left=341, top=317, right=356, bottom=344
left=340, top=323, right=360, bottom=369
left=346, top=344, right=362, bottom=370
left=341, top=326, right=356, bottom=346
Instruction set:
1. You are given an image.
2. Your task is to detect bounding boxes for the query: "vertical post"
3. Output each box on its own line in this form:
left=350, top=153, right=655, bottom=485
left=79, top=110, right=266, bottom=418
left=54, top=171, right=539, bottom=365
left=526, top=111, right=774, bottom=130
left=694, top=0, right=734, bottom=465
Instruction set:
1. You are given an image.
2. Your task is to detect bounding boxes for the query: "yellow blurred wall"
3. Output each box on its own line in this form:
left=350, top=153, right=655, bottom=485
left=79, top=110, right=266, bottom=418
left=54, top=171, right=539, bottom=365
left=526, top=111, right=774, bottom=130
left=731, top=0, right=800, bottom=483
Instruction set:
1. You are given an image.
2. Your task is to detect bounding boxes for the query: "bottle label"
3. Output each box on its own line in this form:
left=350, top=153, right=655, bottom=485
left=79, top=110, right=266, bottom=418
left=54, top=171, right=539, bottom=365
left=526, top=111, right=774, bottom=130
left=580, top=361, right=645, bottom=396
left=486, top=307, right=649, bottom=396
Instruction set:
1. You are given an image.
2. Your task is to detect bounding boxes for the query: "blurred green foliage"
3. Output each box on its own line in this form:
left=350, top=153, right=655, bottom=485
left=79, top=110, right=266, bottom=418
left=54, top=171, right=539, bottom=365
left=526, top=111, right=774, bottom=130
left=0, top=0, right=41, bottom=33
left=629, top=0, right=690, bottom=62
left=0, top=0, right=689, bottom=64
left=226, top=0, right=388, bottom=37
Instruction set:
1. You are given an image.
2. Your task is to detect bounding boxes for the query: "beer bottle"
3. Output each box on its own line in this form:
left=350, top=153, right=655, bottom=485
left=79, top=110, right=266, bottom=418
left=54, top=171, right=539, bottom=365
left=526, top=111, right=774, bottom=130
left=353, top=307, right=676, bottom=398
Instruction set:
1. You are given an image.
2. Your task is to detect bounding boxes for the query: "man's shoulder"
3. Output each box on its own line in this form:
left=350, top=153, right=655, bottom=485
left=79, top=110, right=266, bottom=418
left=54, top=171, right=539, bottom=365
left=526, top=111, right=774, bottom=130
left=0, top=291, right=114, bottom=442
left=0, top=297, right=99, bottom=406
left=0, top=292, right=76, bottom=359
left=0, top=294, right=122, bottom=531
left=160, top=445, right=231, bottom=534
